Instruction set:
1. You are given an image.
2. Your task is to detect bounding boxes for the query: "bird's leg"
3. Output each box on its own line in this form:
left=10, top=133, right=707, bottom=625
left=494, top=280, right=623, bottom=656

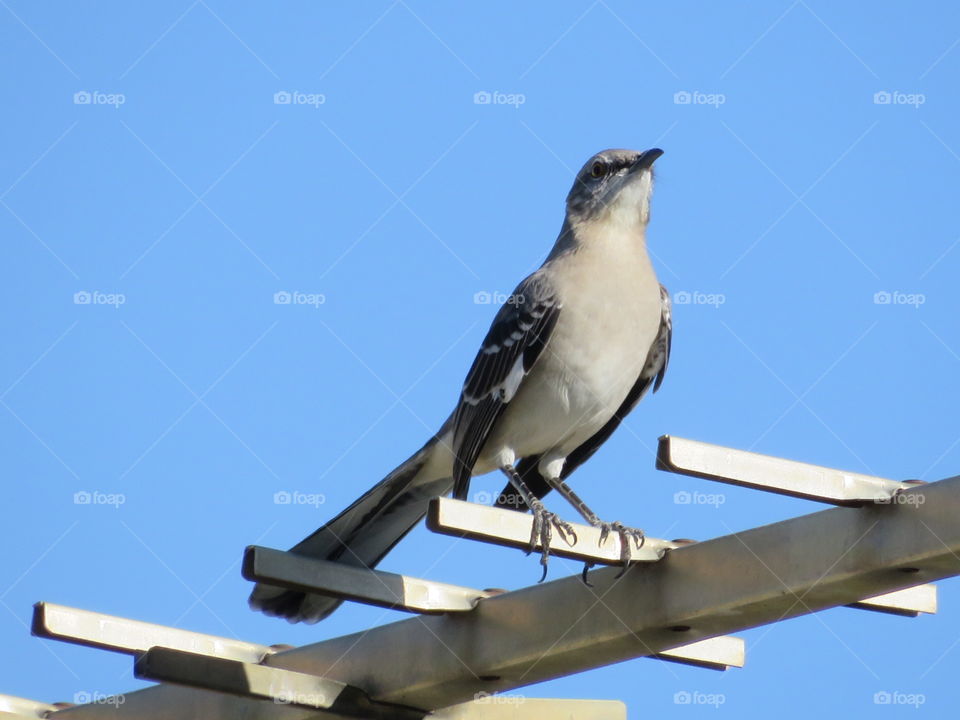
left=500, top=464, right=577, bottom=581
left=541, top=475, right=645, bottom=578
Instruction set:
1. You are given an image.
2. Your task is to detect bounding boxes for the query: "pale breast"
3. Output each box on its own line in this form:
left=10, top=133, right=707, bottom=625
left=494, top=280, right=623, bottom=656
left=480, top=241, right=662, bottom=462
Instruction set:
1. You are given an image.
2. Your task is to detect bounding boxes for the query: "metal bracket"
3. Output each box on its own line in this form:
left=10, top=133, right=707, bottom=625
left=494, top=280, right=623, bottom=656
left=656, top=636, right=745, bottom=671
left=0, top=693, right=58, bottom=719
left=848, top=584, right=937, bottom=617
left=432, top=697, right=626, bottom=719
left=427, top=497, right=678, bottom=564
left=32, top=602, right=275, bottom=663
left=657, top=435, right=919, bottom=505
left=243, top=545, right=491, bottom=614
left=135, top=647, right=424, bottom=720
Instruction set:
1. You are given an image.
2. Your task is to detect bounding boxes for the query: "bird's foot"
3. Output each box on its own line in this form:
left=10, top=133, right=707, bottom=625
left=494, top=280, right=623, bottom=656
left=593, top=520, right=645, bottom=577
left=526, top=500, right=578, bottom=582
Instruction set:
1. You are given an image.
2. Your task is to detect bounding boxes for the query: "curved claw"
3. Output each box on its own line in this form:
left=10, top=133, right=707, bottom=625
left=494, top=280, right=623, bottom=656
left=525, top=506, right=544, bottom=555
left=554, top=518, right=578, bottom=547
left=590, top=520, right=646, bottom=575
left=526, top=502, right=580, bottom=582
left=581, top=561, right=595, bottom=586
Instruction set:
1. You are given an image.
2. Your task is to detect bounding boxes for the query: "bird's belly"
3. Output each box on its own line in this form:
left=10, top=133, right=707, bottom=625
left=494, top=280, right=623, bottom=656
left=474, top=246, right=662, bottom=474
left=482, top=324, right=650, bottom=463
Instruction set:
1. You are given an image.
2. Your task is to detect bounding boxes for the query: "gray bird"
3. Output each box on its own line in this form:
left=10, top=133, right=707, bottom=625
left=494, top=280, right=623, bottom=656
left=250, top=148, right=672, bottom=623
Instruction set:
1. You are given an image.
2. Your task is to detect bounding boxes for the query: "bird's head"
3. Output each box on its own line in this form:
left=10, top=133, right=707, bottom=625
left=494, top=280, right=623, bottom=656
left=565, top=148, right=663, bottom=230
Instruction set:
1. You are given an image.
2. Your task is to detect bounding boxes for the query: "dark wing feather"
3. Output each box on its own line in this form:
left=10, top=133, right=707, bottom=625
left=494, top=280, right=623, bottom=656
left=494, top=284, right=672, bottom=510
left=452, top=271, right=561, bottom=499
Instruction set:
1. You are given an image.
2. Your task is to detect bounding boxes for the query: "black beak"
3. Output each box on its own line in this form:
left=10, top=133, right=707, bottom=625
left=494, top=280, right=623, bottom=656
left=630, top=148, right=664, bottom=172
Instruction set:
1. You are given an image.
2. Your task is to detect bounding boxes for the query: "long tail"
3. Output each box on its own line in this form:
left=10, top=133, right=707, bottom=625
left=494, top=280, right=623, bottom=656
left=249, top=434, right=453, bottom=623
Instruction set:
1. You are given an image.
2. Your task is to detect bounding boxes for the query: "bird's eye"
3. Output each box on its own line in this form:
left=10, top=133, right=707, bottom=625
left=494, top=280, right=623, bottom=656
left=590, top=160, right=606, bottom=178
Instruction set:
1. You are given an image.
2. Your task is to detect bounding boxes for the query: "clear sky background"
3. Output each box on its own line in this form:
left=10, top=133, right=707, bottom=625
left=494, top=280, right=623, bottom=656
left=2, top=1, right=960, bottom=716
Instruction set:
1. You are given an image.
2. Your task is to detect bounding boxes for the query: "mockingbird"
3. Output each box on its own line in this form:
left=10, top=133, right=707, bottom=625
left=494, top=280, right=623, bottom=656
left=250, top=148, right=671, bottom=623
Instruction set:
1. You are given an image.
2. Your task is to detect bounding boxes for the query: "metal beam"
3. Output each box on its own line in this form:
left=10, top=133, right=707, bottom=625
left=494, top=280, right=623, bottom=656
left=134, top=648, right=423, bottom=720
left=848, top=584, right=937, bottom=617
left=243, top=546, right=491, bottom=614
left=46, top=473, right=958, bottom=719
left=655, top=636, right=744, bottom=671
left=32, top=602, right=274, bottom=664
left=657, top=435, right=918, bottom=505
left=427, top=497, right=677, bottom=564
left=432, top=698, right=626, bottom=719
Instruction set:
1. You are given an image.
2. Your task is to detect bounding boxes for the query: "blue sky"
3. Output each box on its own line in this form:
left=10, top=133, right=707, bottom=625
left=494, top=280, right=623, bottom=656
left=2, top=1, right=960, bottom=715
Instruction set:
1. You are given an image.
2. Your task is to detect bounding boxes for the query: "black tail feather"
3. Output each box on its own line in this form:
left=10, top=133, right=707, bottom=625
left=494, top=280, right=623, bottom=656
left=249, top=437, right=450, bottom=623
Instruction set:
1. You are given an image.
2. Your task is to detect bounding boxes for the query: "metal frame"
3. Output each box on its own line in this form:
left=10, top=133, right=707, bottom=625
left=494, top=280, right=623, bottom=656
left=8, top=438, right=958, bottom=719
